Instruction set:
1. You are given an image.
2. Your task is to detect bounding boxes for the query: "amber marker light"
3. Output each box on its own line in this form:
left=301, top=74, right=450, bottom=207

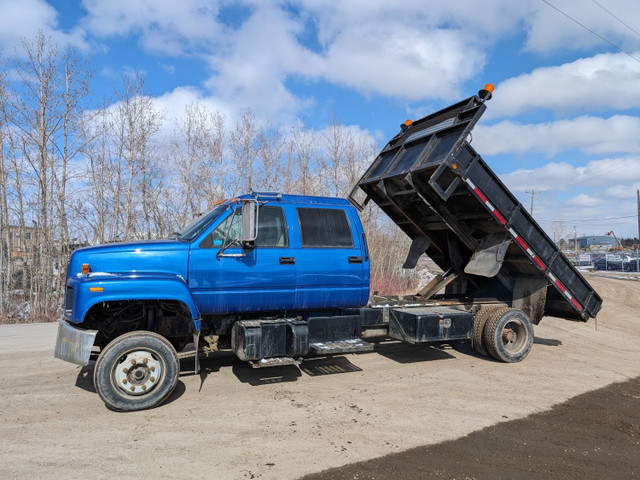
left=404, top=119, right=413, bottom=126
left=451, top=163, right=458, bottom=170
left=478, top=83, right=494, bottom=102
left=81, top=263, right=90, bottom=274
left=89, top=287, right=104, bottom=292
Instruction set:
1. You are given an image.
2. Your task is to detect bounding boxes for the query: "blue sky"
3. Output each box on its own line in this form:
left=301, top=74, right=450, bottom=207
left=1, top=0, right=640, bottom=238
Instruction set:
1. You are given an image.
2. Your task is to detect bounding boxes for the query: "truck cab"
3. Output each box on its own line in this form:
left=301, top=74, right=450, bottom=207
left=186, top=194, right=369, bottom=314
left=56, top=193, right=372, bottom=411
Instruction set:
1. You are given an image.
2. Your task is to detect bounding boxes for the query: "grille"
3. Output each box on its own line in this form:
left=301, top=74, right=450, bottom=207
left=65, top=286, right=74, bottom=314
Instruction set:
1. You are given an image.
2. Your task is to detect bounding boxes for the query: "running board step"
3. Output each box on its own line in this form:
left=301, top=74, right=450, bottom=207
left=249, top=357, right=301, bottom=369
left=310, top=339, right=373, bottom=355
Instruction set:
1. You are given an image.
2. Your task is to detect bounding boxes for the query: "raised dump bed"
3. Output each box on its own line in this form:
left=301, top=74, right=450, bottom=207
left=350, top=86, right=602, bottom=323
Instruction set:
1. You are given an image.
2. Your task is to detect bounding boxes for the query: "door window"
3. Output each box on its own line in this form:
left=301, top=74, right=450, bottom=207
left=200, top=205, right=287, bottom=248
left=297, top=208, right=354, bottom=248
left=256, top=206, right=287, bottom=247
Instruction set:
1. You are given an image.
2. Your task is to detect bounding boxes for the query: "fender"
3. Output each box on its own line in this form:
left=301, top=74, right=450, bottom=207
left=64, top=272, right=200, bottom=328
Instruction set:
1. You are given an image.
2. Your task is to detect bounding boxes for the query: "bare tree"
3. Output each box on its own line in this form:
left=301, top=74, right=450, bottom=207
left=0, top=66, right=12, bottom=313
left=171, top=102, right=227, bottom=226
left=551, top=221, right=567, bottom=245
left=320, top=113, right=346, bottom=197
left=112, top=73, right=163, bottom=239
left=287, top=118, right=318, bottom=195
left=255, top=121, right=283, bottom=192
left=10, top=32, right=65, bottom=317
left=229, top=109, right=258, bottom=196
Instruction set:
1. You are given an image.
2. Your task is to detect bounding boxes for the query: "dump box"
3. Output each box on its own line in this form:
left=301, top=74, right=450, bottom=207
left=350, top=86, right=602, bottom=323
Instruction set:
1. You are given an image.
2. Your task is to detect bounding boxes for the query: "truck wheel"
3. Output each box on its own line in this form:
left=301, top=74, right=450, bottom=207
left=472, top=307, right=496, bottom=357
left=94, top=331, right=179, bottom=411
left=482, top=308, right=534, bottom=363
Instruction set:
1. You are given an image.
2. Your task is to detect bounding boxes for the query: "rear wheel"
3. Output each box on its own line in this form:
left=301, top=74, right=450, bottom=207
left=482, top=308, right=534, bottom=363
left=472, top=307, right=499, bottom=357
left=94, top=331, right=179, bottom=411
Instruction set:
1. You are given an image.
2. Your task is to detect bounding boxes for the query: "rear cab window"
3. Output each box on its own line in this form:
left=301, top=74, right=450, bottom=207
left=296, top=207, right=354, bottom=248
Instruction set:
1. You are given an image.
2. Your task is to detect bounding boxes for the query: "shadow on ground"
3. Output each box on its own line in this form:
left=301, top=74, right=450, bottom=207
left=373, top=339, right=456, bottom=364
left=300, top=376, right=640, bottom=480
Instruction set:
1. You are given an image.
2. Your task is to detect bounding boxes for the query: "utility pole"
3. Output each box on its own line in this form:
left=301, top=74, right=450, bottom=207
left=574, top=225, right=578, bottom=265
left=636, top=189, right=639, bottom=271
left=525, top=189, right=535, bottom=215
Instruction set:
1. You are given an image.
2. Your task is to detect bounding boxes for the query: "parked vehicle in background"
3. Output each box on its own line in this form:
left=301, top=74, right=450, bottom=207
left=624, top=258, right=640, bottom=272
left=593, top=258, right=623, bottom=271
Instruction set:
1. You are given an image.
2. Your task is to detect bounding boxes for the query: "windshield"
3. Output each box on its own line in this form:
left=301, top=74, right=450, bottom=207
left=176, top=204, right=228, bottom=241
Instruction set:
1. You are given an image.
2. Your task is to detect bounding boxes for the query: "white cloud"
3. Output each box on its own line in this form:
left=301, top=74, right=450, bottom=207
left=500, top=160, right=640, bottom=238
left=80, top=0, right=226, bottom=56
left=203, top=3, right=318, bottom=122
left=488, top=52, right=640, bottom=118
left=77, top=1, right=526, bottom=114
left=501, top=157, right=640, bottom=193
left=475, top=115, right=640, bottom=156
left=566, top=193, right=600, bottom=207
left=0, top=0, right=88, bottom=54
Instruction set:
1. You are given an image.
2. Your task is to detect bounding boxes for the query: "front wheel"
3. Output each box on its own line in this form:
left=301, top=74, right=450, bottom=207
left=482, top=308, right=534, bottom=363
left=94, top=331, right=179, bottom=411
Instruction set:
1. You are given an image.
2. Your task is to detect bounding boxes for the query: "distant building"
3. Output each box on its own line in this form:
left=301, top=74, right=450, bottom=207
left=4, top=225, right=37, bottom=261
left=576, top=235, right=616, bottom=250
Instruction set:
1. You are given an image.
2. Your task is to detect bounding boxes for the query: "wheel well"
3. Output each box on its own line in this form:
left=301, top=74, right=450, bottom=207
left=83, top=299, right=193, bottom=348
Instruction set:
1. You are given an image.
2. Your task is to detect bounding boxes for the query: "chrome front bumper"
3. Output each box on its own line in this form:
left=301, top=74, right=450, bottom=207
left=54, top=319, right=98, bottom=366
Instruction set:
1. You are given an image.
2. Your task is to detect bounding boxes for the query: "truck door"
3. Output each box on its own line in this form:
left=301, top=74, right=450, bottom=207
left=188, top=205, right=296, bottom=314
left=291, top=206, right=368, bottom=310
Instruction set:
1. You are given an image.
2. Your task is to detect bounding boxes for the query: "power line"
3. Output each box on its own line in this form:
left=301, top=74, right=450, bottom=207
left=540, top=0, right=640, bottom=65
left=537, top=214, right=636, bottom=222
left=591, top=0, right=640, bottom=41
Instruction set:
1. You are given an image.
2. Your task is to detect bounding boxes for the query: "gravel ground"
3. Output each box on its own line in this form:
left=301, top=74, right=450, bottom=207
left=0, top=275, right=638, bottom=480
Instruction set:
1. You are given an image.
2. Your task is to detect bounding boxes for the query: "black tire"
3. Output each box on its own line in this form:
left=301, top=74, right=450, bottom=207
left=94, top=331, right=179, bottom=412
left=472, top=307, right=498, bottom=357
left=482, top=308, right=534, bottom=363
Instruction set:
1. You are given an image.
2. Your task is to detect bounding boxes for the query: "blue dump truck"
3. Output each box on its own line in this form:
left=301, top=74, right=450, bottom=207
left=55, top=85, right=603, bottom=411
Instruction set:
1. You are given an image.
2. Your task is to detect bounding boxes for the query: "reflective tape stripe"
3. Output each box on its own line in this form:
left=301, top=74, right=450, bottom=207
left=466, top=177, right=581, bottom=313
left=474, top=187, right=487, bottom=202
left=515, top=236, right=528, bottom=250
left=533, top=256, right=546, bottom=270
left=493, top=210, right=506, bottom=225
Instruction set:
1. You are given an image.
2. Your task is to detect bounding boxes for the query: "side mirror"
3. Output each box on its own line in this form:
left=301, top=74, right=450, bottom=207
left=241, top=200, right=258, bottom=243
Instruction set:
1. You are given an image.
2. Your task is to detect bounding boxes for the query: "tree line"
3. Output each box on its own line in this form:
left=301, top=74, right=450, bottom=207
left=0, top=33, right=426, bottom=323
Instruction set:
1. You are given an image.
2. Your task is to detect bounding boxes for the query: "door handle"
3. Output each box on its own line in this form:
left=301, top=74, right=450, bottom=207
left=348, top=256, right=363, bottom=264
left=279, top=256, right=296, bottom=265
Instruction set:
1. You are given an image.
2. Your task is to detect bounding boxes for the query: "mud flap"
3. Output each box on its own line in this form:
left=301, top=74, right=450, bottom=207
left=464, top=234, right=510, bottom=278
left=192, top=319, right=201, bottom=374
left=512, top=277, right=548, bottom=325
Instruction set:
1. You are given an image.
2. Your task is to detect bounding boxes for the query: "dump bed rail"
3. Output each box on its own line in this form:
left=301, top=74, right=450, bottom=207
left=350, top=87, right=602, bottom=321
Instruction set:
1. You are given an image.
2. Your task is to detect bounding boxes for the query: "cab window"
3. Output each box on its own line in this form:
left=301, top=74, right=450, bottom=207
left=297, top=208, right=354, bottom=248
left=200, top=205, right=287, bottom=248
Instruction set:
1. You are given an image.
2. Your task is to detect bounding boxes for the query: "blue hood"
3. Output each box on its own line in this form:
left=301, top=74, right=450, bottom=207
left=68, top=239, right=190, bottom=279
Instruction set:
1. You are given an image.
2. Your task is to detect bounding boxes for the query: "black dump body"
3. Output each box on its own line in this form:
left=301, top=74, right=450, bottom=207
left=350, top=89, right=602, bottom=321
